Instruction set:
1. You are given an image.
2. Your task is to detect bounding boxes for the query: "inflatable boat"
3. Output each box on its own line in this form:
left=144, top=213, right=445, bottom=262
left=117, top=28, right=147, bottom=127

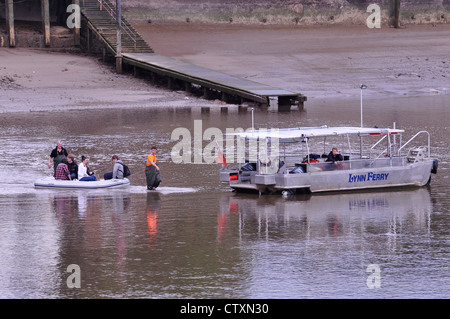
left=34, top=177, right=130, bottom=189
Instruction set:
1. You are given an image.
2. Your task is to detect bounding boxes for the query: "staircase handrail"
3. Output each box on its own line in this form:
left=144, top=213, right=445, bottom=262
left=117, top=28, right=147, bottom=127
left=91, top=0, right=138, bottom=51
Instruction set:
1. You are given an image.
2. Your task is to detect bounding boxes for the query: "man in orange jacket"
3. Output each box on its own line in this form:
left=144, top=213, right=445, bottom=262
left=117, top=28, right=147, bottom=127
left=146, top=146, right=161, bottom=190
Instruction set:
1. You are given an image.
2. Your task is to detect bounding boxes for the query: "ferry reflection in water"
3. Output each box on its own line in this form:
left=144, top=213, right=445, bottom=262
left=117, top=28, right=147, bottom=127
left=217, top=188, right=435, bottom=298
left=2, top=180, right=445, bottom=298
left=219, top=188, right=432, bottom=241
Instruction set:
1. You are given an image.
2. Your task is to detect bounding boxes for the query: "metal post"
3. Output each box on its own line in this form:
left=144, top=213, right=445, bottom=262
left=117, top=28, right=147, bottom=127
left=73, top=0, right=80, bottom=46
left=5, top=0, right=15, bottom=47
left=393, top=122, right=397, bottom=154
left=360, top=89, right=363, bottom=128
left=116, top=0, right=123, bottom=74
left=359, top=84, right=367, bottom=158
left=360, top=135, right=362, bottom=159
left=41, top=0, right=51, bottom=47
left=360, top=84, right=367, bottom=127
left=394, top=0, right=401, bottom=28
left=251, top=108, right=255, bottom=131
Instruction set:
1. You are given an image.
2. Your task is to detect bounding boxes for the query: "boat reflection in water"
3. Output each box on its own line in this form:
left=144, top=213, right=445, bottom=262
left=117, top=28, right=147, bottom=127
left=51, top=190, right=132, bottom=219
left=50, top=190, right=134, bottom=289
left=218, top=188, right=432, bottom=241
left=217, top=188, right=434, bottom=298
left=43, top=186, right=435, bottom=298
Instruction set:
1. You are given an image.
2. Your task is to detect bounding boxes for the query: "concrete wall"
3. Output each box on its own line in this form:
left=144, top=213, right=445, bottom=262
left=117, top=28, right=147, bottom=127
left=122, top=0, right=450, bottom=9
left=120, top=0, right=450, bottom=25
left=1, top=0, right=448, bottom=31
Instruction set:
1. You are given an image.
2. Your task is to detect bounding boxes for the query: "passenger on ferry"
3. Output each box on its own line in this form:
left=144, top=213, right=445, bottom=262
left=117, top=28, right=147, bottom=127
left=326, top=148, right=344, bottom=166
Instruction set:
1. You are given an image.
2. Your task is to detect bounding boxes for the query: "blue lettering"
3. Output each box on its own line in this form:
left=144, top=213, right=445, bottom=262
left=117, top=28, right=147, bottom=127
left=349, top=172, right=389, bottom=183
left=349, top=174, right=368, bottom=183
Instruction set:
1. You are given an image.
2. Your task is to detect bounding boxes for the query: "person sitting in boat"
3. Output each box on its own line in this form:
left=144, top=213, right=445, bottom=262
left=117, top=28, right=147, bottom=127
left=78, top=155, right=97, bottom=181
left=104, top=155, right=124, bottom=180
left=55, top=158, right=72, bottom=181
left=67, top=154, right=78, bottom=181
left=326, top=148, right=344, bottom=169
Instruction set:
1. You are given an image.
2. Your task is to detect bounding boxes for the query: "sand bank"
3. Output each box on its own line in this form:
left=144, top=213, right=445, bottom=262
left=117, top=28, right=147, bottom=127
left=0, top=48, right=223, bottom=114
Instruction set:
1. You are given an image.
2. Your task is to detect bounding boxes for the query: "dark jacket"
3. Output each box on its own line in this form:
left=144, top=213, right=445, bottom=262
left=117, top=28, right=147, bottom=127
left=327, top=151, right=344, bottom=163
left=67, top=161, right=78, bottom=176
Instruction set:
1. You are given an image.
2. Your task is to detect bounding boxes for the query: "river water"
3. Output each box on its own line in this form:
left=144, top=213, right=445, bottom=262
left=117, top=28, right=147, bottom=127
left=0, top=94, right=449, bottom=299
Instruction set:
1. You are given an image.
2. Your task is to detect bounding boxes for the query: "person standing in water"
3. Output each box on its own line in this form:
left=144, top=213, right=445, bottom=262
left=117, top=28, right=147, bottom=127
left=48, top=141, right=68, bottom=178
left=146, top=146, right=161, bottom=190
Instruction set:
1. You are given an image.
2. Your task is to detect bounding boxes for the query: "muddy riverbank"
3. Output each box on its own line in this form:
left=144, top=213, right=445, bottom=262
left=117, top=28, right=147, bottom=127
left=1, top=23, right=449, bottom=113
left=0, top=48, right=226, bottom=114
left=134, top=23, right=450, bottom=101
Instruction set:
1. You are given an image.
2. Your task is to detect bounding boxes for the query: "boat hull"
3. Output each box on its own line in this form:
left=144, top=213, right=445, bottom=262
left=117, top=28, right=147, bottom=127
left=34, top=177, right=131, bottom=189
left=227, top=160, right=434, bottom=194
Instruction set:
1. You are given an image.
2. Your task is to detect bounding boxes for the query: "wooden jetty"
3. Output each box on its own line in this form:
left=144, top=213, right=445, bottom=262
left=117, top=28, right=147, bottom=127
left=2, top=0, right=306, bottom=110
left=123, top=53, right=306, bottom=110
left=79, top=0, right=306, bottom=111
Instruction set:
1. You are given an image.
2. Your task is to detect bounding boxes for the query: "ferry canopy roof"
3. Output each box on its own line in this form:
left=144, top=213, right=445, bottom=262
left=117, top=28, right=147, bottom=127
left=228, top=126, right=404, bottom=141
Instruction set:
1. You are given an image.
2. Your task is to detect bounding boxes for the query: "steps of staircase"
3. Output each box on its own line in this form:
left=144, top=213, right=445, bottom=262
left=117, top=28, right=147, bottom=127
left=80, top=0, right=153, bottom=53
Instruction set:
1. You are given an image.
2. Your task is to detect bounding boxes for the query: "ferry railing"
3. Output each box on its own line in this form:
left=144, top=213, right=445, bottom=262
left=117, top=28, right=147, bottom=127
left=230, top=154, right=409, bottom=175
left=300, top=157, right=407, bottom=173
left=370, top=135, right=387, bottom=156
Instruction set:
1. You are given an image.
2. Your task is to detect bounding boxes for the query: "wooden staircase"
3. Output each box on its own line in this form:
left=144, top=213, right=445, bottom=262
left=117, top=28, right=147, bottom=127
left=80, top=0, right=153, bottom=54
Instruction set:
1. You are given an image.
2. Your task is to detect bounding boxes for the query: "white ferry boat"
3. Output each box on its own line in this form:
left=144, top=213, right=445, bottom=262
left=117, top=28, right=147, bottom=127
left=220, top=125, right=438, bottom=194
left=34, top=177, right=130, bottom=189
